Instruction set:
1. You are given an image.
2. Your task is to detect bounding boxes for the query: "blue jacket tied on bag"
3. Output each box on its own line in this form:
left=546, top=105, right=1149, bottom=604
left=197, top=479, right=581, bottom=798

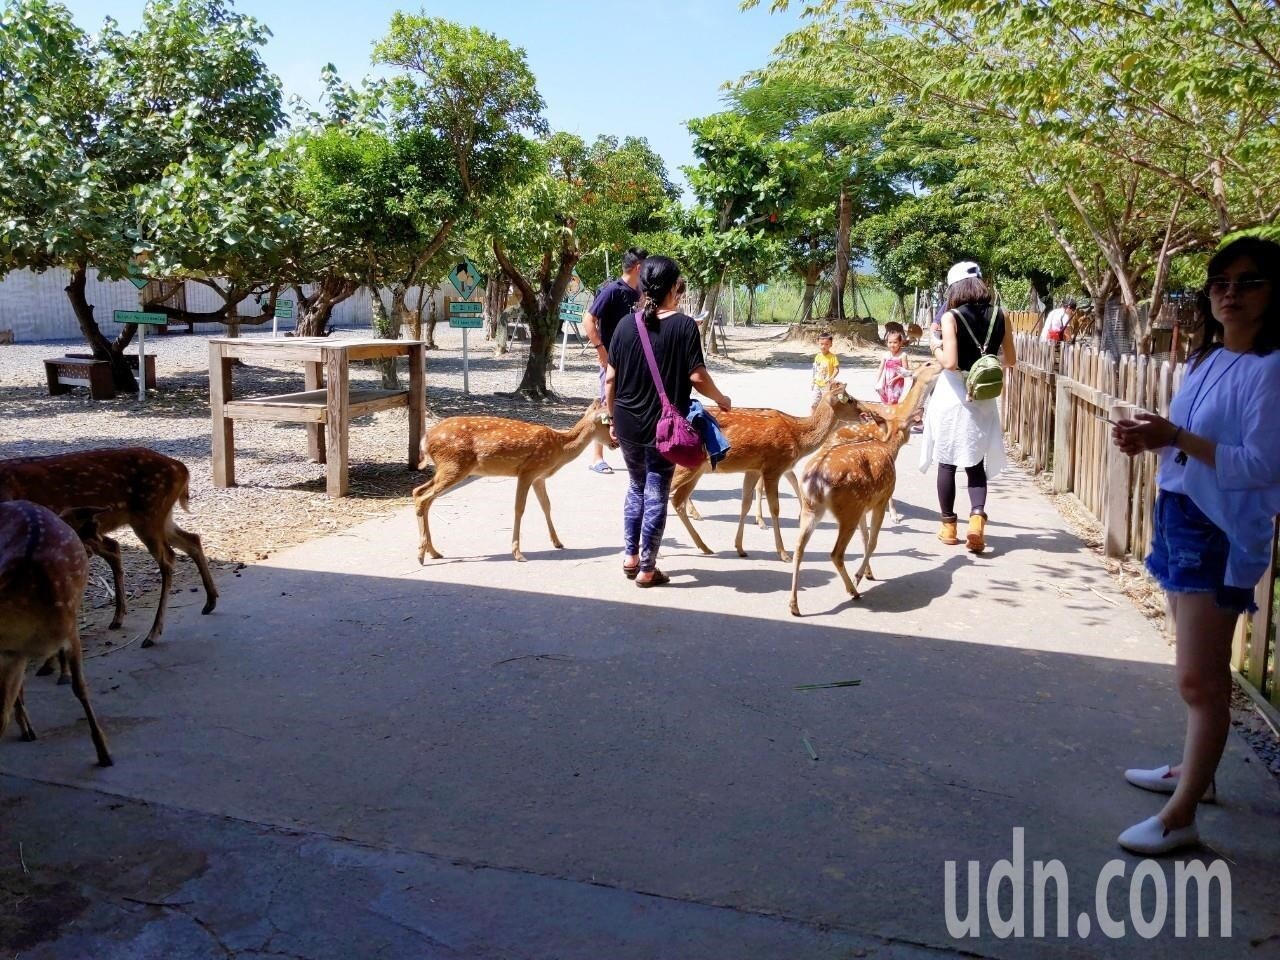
left=686, top=400, right=730, bottom=470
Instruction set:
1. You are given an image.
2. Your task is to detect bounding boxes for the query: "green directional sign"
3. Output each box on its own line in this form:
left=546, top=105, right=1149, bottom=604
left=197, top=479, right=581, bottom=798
left=448, top=259, right=484, bottom=299
left=126, top=260, right=150, bottom=290
left=274, top=299, right=294, bottom=320
left=559, top=300, right=584, bottom=324
left=113, top=310, right=167, bottom=326
left=448, top=300, right=484, bottom=329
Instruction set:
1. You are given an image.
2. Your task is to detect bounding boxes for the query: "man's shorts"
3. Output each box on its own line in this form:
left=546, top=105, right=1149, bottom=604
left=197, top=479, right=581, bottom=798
left=1146, top=491, right=1256, bottom=613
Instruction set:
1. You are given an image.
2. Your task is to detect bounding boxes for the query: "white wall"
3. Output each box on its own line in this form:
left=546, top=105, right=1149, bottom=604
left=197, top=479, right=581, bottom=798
left=0, top=268, right=446, bottom=343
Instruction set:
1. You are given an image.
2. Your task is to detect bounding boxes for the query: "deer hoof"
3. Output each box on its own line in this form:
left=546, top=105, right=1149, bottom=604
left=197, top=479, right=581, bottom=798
left=553, top=541, right=565, bottom=550
left=36, top=661, right=54, bottom=677
left=513, top=552, right=527, bottom=562
left=778, top=551, right=791, bottom=563
left=97, top=755, right=114, bottom=768
left=201, top=597, right=217, bottom=615
left=57, top=674, right=71, bottom=686
left=141, top=636, right=157, bottom=649
left=109, top=618, right=124, bottom=630
left=789, top=601, right=801, bottom=617
left=736, top=548, right=748, bottom=558
left=21, top=728, right=37, bottom=742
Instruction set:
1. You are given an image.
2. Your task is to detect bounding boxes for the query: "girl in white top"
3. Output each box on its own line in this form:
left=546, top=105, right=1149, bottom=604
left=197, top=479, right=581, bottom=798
left=1111, top=237, right=1280, bottom=855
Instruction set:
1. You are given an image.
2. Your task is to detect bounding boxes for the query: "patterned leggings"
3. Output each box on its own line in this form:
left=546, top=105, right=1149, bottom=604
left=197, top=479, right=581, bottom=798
left=619, top=439, right=675, bottom=572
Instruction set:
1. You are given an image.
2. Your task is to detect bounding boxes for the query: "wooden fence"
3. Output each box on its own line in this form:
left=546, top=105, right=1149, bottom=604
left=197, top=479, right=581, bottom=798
left=1003, top=334, right=1279, bottom=715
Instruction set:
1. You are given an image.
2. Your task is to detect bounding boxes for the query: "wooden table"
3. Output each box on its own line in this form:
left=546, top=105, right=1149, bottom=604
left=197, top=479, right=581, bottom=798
left=208, top=337, right=425, bottom=498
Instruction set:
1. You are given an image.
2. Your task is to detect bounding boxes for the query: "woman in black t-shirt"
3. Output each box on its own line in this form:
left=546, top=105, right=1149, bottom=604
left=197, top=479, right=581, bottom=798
left=605, top=256, right=731, bottom=586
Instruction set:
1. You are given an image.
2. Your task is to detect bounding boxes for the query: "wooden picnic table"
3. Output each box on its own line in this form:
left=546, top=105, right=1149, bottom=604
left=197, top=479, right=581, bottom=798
left=208, top=337, right=425, bottom=498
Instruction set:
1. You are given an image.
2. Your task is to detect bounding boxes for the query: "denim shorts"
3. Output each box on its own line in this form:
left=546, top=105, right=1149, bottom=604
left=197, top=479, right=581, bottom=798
left=1146, top=492, right=1257, bottom=613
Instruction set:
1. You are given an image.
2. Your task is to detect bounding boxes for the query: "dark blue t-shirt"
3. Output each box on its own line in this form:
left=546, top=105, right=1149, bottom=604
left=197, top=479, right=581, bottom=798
left=588, top=278, right=640, bottom=354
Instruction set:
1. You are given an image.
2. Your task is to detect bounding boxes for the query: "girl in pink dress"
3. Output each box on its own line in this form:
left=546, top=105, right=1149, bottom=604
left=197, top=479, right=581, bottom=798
left=875, top=329, right=911, bottom=404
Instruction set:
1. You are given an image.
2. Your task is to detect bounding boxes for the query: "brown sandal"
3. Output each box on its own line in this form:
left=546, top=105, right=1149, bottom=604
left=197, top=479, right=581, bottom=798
left=623, top=563, right=640, bottom=580
left=635, top=569, right=670, bottom=588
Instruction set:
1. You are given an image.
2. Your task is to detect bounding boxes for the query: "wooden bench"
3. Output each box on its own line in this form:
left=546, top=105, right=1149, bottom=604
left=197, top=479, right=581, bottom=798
left=66, top=352, right=156, bottom=389
left=44, top=357, right=116, bottom=400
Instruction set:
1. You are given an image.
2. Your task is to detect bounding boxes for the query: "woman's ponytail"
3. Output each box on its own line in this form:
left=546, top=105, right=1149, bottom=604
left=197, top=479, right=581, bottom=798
left=638, top=255, right=681, bottom=328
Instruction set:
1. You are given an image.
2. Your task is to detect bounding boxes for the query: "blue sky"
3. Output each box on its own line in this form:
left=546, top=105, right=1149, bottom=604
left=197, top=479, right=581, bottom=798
left=61, top=0, right=807, bottom=191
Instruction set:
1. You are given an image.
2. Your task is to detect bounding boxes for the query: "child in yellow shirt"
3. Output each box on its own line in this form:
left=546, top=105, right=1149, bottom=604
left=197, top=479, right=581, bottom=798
left=811, top=332, right=840, bottom=409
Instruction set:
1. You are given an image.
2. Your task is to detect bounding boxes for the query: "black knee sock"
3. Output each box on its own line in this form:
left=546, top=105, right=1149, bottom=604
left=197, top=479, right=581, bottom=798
left=937, top=464, right=958, bottom=520
left=966, top=462, right=988, bottom=516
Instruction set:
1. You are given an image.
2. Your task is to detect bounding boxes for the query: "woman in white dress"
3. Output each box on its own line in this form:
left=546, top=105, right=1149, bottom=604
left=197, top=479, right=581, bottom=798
left=919, top=262, right=1016, bottom=552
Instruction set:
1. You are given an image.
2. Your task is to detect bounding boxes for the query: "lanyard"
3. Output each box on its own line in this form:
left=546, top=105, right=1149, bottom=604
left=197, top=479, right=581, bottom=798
left=1175, top=349, right=1244, bottom=464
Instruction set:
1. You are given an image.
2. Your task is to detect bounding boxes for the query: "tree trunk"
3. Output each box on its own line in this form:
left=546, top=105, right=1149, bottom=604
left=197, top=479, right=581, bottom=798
left=515, top=307, right=556, bottom=398
left=746, top=286, right=756, bottom=325
left=424, top=296, right=440, bottom=350
left=369, top=287, right=400, bottom=388
left=483, top=275, right=504, bottom=341
left=799, top=282, right=817, bottom=323
left=701, top=273, right=725, bottom=355
left=295, top=300, right=334, bottom=338
left=65, top=264, right=138, bottom=391
left=828, top=185, right=852, bottom=319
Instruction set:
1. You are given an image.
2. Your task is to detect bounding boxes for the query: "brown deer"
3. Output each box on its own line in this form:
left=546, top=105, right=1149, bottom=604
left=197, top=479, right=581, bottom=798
left=669, top=381, right=867, bottom=562
left=788, top=362, right=942, bottom=616
left=0, top=501, right=113, bottom=766
left=414, top=401, right=613, bottom=562
left=0, top=448, right=219, bottom=648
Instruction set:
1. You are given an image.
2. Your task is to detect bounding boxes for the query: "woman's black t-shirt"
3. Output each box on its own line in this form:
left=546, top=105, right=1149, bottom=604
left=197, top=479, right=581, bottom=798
left=950, top=303, right=1005, bottom=372
left=609, top=311, right=706, bottom=445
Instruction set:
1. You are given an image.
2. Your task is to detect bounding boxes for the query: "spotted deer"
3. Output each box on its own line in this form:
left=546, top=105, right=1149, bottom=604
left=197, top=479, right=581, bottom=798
left=0, top=501, right=113, bottom=766
left=0, top=448, right=219, bottom=648
left=788, top=363, right=941, bottom=616
left=414, top=401, right=613, bottom=562
left=669, top=382, right=868, bottom=562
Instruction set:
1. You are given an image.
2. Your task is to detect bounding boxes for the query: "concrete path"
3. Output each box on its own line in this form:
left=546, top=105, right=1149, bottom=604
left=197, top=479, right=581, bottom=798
left=3, top=354, right=1278, bottom=959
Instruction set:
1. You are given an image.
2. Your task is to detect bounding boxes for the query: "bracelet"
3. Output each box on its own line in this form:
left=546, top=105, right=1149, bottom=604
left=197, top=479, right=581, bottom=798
left=1171, top=426, right=1182, bottom=448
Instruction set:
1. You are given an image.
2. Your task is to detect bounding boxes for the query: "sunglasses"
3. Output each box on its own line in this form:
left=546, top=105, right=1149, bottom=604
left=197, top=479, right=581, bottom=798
left=1207, top=275, right=1269, bottom=295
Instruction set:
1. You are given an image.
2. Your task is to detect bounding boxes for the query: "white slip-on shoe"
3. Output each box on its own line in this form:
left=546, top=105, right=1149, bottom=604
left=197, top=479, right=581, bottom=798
left=1118, top=815, right=1199, bottom=856
left=1124, top=765, right=1216, bottom=803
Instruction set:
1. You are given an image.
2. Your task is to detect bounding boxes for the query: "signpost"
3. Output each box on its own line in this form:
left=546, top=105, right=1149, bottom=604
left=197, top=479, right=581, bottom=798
left=448, top=300, right=484, bottom=394
left=557, top=298, right=587, bottom=372
left=448, top=259, right=485, bottom=300
left=113, top=310, right=166, bottom=402
left=272, top=298, right=294, bottom=338
left=126, top=260, right=150, bottom=291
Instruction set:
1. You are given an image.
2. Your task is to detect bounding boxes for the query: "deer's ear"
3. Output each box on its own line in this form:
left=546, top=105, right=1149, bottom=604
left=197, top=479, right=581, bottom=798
left=58, top=505, right=107, bottom=541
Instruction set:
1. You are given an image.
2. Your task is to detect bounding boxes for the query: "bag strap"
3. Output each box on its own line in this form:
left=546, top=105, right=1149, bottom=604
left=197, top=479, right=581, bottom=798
left=633, top=310, right=674, bottom=407
left=953, top=304, right=997, bottom=357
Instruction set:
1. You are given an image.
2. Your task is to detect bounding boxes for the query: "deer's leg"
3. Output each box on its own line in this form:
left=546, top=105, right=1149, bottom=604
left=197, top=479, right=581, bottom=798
left=685, top=499, right=703, bottom=522
left=94, top=535, right=127, bottom=629
left=856, top=503, right=889, bottom=587
left=764, top=477, right=790, bottom=562
left=511, top=476, right=533, bottom=562
left=831, top=516, right=860, bottom=600
left=133, top=526, right=175, bottom=648
left=65, top=633, right=112, bottom=767
left=755, top=477, right=766, bottom=529
left=788, top=504, right=820, bottom=617
left=412, top=468, right=466, bottom=562
left=35, top=649, right=70, bottom=685
left=532, top=478, right=563, bottom=549
left=166, top=521, right=219, bottom=615
left=734, top=471, right=761, bottom=557
left=670, top=465, right=713, bottom=555
left=0, top=657, right=26, bottom=742
left=14, top=687, right=36, bottom=741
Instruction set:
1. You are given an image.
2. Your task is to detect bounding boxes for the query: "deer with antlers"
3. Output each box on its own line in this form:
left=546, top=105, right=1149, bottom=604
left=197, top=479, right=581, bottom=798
left=669, top=381, right=868, bottom=562
left=414, top=401, right=613, bottom=562
left=0, top=501, right=113, bottom=766
left=0, top=448, right=218, bottom=648
left=788, top=362, right=942, bottom=616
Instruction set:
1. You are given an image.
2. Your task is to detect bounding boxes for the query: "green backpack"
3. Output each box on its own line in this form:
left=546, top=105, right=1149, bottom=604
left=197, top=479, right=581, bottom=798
left=955, top=306, right=1004, bottom=402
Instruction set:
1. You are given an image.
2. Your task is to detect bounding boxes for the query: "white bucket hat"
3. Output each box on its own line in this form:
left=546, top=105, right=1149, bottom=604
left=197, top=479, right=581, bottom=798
left=946, top=261, right=982, bottom=287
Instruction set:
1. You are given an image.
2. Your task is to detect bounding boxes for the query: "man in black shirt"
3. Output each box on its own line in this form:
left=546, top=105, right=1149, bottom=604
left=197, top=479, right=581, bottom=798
left=583, top=247, right=647, bottom=473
